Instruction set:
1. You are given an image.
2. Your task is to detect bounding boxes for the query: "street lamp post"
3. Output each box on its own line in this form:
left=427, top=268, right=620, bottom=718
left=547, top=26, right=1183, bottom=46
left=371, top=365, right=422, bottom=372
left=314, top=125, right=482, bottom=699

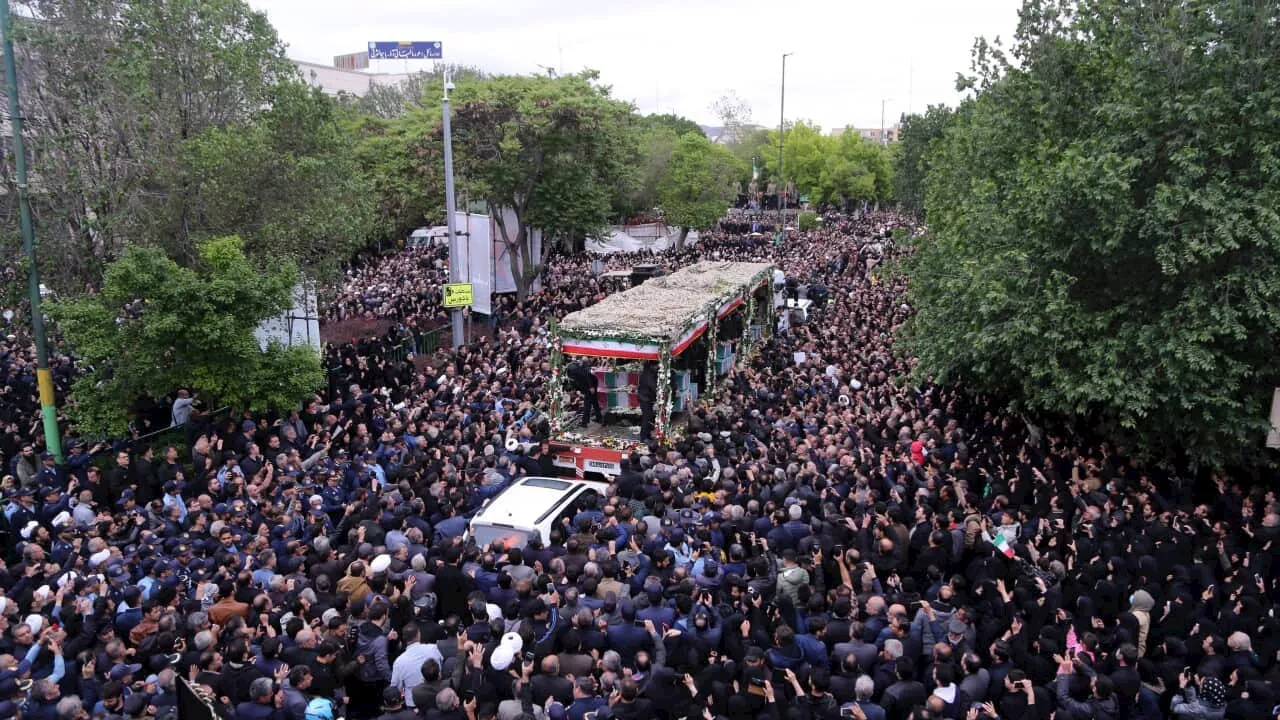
left=442, top=71, right=464, bottom=350
left=1, top=0, right=60, bottom=461
left=777, top=52, right=792, bottom=243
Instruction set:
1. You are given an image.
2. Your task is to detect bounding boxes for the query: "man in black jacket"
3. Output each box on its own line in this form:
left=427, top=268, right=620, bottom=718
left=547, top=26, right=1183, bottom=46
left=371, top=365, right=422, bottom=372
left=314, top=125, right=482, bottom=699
left=433, top=547, right=475, bottom=622
left=530, top=655, right=573, bottom=707
left=566, top=361, right=600, bottom=427
left=637, top=363, right=658, bottom=442
left=879, top=657, right=927, bottom=720
left=607, top=678, right=654, bottom=720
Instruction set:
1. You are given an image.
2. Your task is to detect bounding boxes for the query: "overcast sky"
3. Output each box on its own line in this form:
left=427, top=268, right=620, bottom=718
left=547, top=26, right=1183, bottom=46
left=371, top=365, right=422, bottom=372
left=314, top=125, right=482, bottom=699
left=248, top=0, right=1022, bottom=131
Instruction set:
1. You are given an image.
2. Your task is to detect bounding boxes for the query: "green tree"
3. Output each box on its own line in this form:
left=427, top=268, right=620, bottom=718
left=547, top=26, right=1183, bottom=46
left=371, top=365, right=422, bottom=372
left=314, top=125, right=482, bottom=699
left=9, top=0, right=292, bottom=288
left=766, top=121, right=827, bottom=201
left=352, top=107, right=447, bottom=244
left=182, top=81, right=379, bottom=283
left=49, top=237, right=321, bottom=436
left=901, top=0, right=1280, bottom=466
left=725, top=127, right=777, bottom=191
left=351, top=64, right=489, bottom=119
left=612, top=112, right=707, bottom=219
left=819, top=131, right=892, bottom=208
left=638, top=112, right=705, bottom=140
left=894, top=105, right=956, bottom=218
left=657, top=133, right=743, bottom=249
left=448, top=72, right=637, bottom=298
left=619, top=124, right=680, bottom=220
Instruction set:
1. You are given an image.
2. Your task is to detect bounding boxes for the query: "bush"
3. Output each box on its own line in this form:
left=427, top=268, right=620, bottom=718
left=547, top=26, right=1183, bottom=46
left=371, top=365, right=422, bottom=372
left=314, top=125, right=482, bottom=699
left=797, top=212, right=820, bottom=231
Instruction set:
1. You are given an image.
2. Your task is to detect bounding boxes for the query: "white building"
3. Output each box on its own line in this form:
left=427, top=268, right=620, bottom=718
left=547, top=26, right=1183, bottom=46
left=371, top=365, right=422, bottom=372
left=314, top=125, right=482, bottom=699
left=293, top=60, right=412, bottom=98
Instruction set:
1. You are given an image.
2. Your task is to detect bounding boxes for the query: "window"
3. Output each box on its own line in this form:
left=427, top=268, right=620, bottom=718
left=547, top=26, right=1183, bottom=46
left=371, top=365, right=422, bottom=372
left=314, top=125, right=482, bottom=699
left=521, top=477, right=571, bottom=490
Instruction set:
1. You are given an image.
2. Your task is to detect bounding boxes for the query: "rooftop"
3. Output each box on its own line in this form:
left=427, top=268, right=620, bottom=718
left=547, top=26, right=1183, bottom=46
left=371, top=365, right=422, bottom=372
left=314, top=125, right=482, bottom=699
left=558, top=260, right=773, bottom=342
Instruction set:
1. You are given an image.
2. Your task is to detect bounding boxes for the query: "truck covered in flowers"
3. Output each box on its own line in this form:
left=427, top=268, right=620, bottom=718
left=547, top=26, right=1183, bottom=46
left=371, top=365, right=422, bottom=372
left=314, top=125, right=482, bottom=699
left=547, top=261, right=775, bottom=479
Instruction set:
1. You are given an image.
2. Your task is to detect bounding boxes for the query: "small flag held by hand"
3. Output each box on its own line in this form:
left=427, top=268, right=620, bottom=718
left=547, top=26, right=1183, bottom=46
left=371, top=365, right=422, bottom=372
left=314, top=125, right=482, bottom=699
left=993, top=532, right=1015, bottom=558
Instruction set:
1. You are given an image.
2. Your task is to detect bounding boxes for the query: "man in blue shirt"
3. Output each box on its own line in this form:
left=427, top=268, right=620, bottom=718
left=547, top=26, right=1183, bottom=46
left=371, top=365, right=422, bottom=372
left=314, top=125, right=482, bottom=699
left=565, top=677, right=607, bottom=720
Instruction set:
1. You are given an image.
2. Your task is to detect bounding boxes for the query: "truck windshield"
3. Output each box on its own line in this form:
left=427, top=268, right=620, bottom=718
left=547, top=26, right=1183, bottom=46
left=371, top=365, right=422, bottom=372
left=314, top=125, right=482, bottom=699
left=471, top=524, right=536, bottom=550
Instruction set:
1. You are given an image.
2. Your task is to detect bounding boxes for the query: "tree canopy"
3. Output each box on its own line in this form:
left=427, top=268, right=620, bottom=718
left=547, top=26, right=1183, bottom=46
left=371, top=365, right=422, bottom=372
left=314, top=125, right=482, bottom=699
left=183, top=81, right=379, bottom=281
left=49, top=237, right=322, bottom=436
left=899, top=0, right=1280, bottom=466
left=638, top=112, right=705, bottom=140
left=757, top=122, right=892, bottom=208
left=708, top=91, right=752, bottom=143
left=657, top=133, right=743, bottom=247
left=893, top=104, right=956, bottom=219
left=446, top=72, right=637, bottom=298
left=10, top=0, right=295, bottom=288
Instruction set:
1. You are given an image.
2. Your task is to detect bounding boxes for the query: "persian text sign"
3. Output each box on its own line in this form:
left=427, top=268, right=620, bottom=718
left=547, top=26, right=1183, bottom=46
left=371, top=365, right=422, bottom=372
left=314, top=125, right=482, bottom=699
left=443, top=283, right=473, bottom=308
left=367, top=41, right=442, bottom=60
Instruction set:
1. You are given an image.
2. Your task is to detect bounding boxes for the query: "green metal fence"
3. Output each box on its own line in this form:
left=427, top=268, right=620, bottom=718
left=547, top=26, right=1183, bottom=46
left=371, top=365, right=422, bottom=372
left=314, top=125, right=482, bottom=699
left=329, top=326, right=451, bottom=393
left=386, top=326, right=448, bottom=364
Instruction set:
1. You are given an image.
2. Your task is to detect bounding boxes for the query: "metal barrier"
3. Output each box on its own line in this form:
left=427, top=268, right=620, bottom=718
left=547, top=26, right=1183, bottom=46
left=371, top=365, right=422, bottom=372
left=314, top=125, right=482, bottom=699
left=417, top=326, right=447, bottom=354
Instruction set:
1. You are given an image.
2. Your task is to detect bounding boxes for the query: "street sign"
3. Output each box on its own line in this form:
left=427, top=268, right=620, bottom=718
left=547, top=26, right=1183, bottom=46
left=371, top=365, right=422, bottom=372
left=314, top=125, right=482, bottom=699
left=442, top=283, right=473, bottom=308
left=367, top=41, right=443, bottom=60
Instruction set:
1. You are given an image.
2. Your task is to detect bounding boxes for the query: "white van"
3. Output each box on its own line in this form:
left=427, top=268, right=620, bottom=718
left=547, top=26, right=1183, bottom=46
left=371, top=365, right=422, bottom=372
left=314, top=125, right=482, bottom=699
left=466, top=476, right=607, bottom=549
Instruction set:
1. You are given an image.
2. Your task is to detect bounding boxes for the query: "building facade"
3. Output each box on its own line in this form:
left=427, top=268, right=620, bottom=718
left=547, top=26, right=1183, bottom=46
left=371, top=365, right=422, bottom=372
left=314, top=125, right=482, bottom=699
left=293, top=59, right=412, bottom=98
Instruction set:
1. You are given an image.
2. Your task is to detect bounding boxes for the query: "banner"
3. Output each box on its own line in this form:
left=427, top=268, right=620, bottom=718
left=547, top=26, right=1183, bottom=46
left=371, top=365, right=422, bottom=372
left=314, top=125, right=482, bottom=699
left=254, top=283, right=320, bottom=354
left=457, top=212, right=493, bottom=316
left=367, top=41, right=442, bottom=60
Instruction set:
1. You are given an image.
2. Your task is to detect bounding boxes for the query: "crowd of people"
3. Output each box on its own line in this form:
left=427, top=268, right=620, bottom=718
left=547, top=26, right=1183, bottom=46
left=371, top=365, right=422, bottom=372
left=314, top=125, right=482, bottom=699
left=324, top=247, right=452, bottom=326
left=0, top=211, right=1273, bottom=720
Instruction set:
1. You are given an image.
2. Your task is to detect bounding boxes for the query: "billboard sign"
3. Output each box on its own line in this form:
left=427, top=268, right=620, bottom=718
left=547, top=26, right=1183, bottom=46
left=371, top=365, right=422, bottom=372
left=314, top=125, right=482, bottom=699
left=333, top=52, right=369, bottom=70
left=367, top=41, right=442, bottom=60
left=457, top=212, right=493, bottom=316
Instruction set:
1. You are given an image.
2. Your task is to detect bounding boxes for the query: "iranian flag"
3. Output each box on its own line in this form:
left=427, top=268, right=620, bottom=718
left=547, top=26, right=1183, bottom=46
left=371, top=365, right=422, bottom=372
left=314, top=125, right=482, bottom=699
left=992, top=532, right=1015, bottom=558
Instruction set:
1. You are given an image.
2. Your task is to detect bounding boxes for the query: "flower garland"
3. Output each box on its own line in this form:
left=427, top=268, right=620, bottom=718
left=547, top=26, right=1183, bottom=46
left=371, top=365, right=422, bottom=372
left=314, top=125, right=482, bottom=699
left=557, top=431, right=643, bottom=451
left=705, top=309, right=718, bottom=398
left=742, top=293, right=757, bottom=358
left=762, top=283, right=775, bottom=342
left=547, top=319, right=568, bottom=436
left=654, top=348, right=672, bottom=442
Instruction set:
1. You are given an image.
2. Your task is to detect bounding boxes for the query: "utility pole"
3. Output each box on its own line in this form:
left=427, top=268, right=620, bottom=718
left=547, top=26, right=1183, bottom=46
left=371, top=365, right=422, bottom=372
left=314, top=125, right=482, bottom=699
left=442, top=70, right=464, bottom=350
left=1, top=0, right=60, bottom=461
left=777, top=52, right=791, bottom=243
left=881, top=97, right=893, bottom=147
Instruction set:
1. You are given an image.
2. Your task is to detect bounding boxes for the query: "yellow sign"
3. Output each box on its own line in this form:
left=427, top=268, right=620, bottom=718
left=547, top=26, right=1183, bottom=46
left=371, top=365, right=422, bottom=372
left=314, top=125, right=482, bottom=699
left=442, top=283, right=474, bottom=308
